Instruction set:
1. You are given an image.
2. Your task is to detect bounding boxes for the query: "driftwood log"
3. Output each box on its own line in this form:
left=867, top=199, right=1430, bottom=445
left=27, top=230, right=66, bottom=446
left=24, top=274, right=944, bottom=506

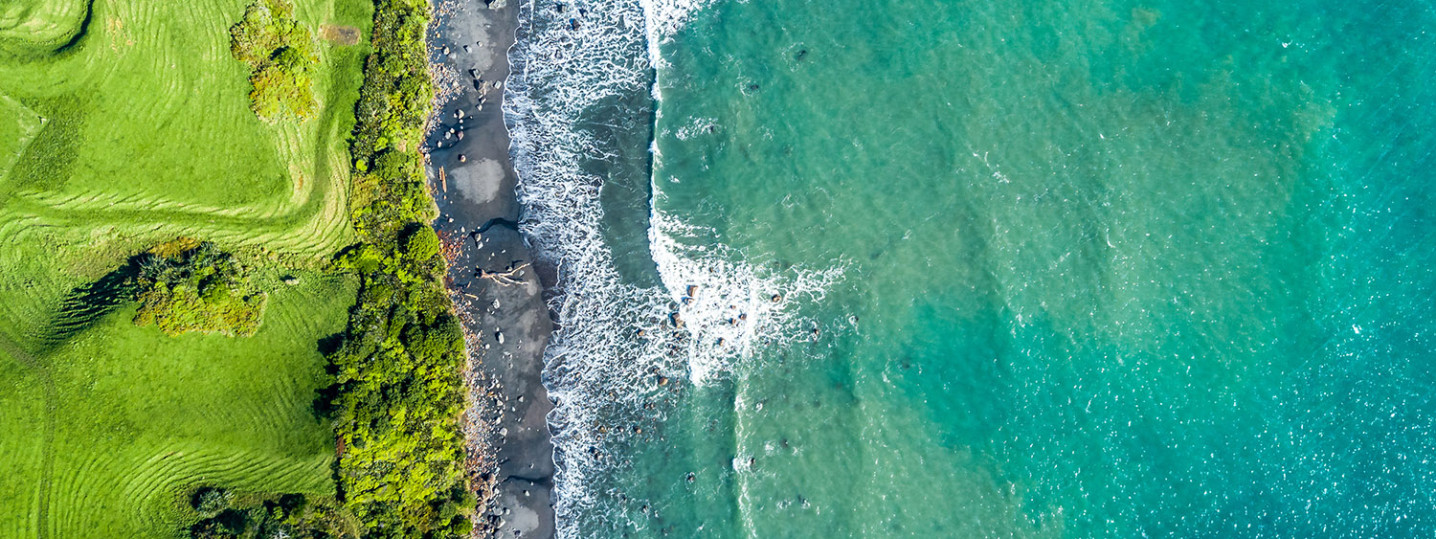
left=479, top=262, right=530, bottom=286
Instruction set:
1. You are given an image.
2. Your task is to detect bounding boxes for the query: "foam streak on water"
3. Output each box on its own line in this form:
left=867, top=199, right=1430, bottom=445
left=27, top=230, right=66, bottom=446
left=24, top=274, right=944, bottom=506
left=506, top=0, right=836, bottom=534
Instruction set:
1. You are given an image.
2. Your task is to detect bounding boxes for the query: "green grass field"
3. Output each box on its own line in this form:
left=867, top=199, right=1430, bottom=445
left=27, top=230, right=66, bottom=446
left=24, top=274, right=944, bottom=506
left=0, top=0, right=372, bottom=535
left=0, top=272, right=357, bottom=537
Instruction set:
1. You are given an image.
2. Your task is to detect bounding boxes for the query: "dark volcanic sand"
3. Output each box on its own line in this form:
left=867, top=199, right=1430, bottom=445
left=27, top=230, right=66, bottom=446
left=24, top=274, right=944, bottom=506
left=425, top=0, right=555, bottom=537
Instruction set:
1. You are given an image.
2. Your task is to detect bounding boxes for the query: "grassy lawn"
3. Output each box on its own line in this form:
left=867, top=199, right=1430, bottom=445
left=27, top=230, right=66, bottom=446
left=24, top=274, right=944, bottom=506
left=0, top=0, right=373, bottom=535
left=0, top=0, right=370, bottom=337
left=0, top=272, right=357, bottom=537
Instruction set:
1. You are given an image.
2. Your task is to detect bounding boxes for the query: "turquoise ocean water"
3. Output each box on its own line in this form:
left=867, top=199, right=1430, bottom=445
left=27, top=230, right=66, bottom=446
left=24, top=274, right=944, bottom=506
left=507, top=0, right=1436, bottom=536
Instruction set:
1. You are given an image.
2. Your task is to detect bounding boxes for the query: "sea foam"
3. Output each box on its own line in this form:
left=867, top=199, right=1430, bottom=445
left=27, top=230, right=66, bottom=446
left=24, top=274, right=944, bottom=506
left=506, top=0, right=839, bottom=534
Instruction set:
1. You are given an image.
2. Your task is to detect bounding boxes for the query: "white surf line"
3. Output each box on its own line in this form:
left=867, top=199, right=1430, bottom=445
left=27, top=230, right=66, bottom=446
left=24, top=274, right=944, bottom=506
left=509, top=0, right=842, bottom=534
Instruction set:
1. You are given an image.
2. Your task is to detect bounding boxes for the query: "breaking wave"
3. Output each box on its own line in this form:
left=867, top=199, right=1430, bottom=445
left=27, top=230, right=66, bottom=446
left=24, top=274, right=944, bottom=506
left=505, top=0, right=840, bottom=534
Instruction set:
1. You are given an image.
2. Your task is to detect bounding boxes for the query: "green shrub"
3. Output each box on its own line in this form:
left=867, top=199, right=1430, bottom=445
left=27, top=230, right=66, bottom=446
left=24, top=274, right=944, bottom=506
left=403, top=226, right=440, bottom=262
left=321, top=0, right=477, bottom=536
left=230, top=0, right=318, bottom=122
left=192, top=487, right=234, bottom=517
left=229, top=0, right=293, bottom=64
left=186, top=489, right=357, bottom=539
left=132, top=242, right=267, bottom=337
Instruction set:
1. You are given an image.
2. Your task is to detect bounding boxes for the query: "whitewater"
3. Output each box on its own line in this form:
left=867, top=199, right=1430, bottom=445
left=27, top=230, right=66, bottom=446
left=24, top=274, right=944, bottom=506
left=506, top=0, right=838, bottom=533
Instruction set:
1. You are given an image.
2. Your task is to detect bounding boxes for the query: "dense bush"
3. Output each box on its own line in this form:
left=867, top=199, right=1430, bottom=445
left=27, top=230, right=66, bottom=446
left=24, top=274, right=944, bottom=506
left=230, top=0, right=318, bottom=122
left=187, top=488, right=358, bottom=539
left=323, top=0, right=475, bottom=537
left=193, top=487, right=236, bottom=517
left=133, top=241, right=267, bottom=337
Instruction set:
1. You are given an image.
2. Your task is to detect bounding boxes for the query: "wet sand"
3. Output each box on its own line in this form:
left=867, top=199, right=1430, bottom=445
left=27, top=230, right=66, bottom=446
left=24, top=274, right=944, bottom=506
left=424, top=0, right=556, bottom=536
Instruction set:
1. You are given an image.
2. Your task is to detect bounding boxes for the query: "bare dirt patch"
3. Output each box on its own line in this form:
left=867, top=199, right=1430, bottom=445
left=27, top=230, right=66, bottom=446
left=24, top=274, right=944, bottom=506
left=320, top=24, right=359, bottom=45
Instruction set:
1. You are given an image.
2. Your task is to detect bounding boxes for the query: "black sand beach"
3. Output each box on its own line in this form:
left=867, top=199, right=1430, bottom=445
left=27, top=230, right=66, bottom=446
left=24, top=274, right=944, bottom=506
left=425, top=0, right=555, bottom=536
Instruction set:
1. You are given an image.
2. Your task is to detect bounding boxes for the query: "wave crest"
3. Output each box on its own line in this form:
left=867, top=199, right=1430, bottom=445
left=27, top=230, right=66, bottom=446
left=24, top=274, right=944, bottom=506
left=506, top=0, right=839, bottom=534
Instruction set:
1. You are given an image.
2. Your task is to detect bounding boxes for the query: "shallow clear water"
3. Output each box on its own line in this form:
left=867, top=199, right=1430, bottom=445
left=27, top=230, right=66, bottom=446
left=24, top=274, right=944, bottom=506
left=509, top=0, right=1436, bottom=536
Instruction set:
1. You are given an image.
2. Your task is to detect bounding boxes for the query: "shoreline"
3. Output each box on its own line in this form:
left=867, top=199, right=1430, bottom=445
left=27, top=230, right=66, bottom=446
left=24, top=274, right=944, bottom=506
left=425, top=0, right=557, bottom=537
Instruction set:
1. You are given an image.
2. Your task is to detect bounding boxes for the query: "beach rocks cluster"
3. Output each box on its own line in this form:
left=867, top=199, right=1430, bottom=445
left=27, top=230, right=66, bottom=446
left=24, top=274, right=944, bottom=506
left=425, top=0, right=557, bottom=536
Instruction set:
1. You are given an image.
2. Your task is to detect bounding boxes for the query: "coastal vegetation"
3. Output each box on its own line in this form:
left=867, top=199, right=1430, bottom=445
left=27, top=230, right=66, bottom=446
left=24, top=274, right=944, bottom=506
left=0, top=0, right=371, bottom=535
left=321, top=0, right=476, bottom=535
left=187, top=487, right=359, bottom=538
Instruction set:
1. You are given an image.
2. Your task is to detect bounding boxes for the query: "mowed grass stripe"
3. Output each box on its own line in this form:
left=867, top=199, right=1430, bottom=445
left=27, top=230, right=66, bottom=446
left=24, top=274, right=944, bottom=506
left=1, top=0, right=361, bottom=251
left=0, top=0, right=364, bottom=342
left=0, top=340, right=50, bottom=538
left=29, top=273, right=356, bottom=537
left=0, top=0, right=92, bottom=56
left=0, top=0, right=371, bottom=535
left=112, top=449, right=324, bottom=532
